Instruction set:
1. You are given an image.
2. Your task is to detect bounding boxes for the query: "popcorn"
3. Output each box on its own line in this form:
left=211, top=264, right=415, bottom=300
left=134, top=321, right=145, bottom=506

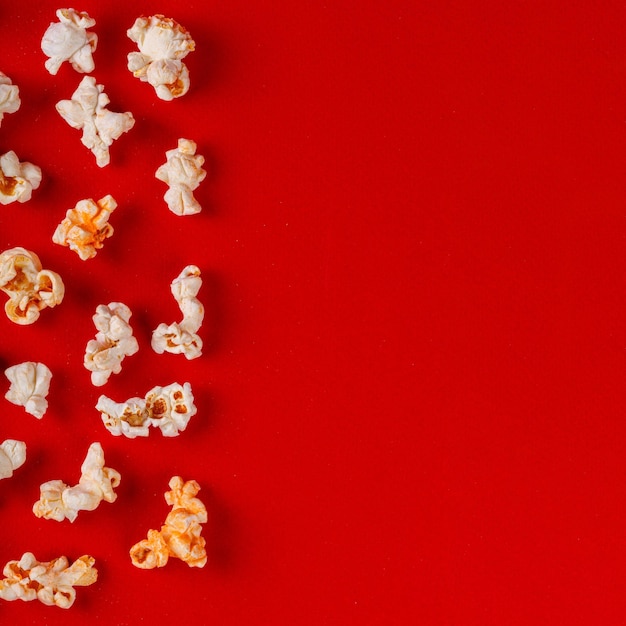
left=130, top=476, right=207, bottom=569
left=152, top=265, right=203, bottom=359
left=0, top=440, right=26, bottom=479
left=41, top=9, right=97, bottom=75
left=0, top=151, right=42, bottom=205
left=56, top=76, right=135, bottom=167
left=4, top=361, right=52, bottom=418
left=155, top=138, right=206, bottom=216
left=52, top=195, right=117, bottom=260
left=0, top=73, right=20, bottom=126
left=84, top=302, right=139, bottom=386
left=127, top=15, right=195, bottom=100
left=33, top=442, right=120, bottom=522
left=0, top=552, right=97, bottom=608
left=0, top=247, right=64, bottom=325
left=97, top=382, right=197, bottom=438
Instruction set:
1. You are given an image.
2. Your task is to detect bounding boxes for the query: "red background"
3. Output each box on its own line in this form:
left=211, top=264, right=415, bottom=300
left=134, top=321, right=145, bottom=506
left=0, top=1, right=623, bottom=624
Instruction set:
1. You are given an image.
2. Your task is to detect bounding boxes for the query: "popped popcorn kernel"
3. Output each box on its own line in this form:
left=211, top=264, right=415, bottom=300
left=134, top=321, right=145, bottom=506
left=52, top=195, right=117, bottom=260
left=56, top=76, right=135, bottom=167
left=33, top=442, right=120, bottom=523
left=97, top=382, right=197, bottom=438
left=0, top=151, right=42, bottom=205
left=84, top=302, right=139, bottom=386
left=127, top=15, right=195, bottom=100
left=41, top=8, right=97, bottom=75
left=0, top=552, right=97, bottom=608
left=152, top=265, right=204, bottom=359
left=0, top=247, right=64, bottom=325
left=0, top=440, right=26, bottom=479
left=155, top=138, right=206, bottom=216
left=0, top=73, right=20, bottom=126
left=4, top=361, right=52, bottom=418
left=130, top=476, right=207, bottom=569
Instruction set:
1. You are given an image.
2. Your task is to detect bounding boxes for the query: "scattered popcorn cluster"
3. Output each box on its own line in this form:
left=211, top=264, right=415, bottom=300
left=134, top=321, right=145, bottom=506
left=0, top=8, right=213, bottom=609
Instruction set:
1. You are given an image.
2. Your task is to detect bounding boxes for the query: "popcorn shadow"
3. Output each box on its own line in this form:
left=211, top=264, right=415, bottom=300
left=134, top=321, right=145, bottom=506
left=187, top=26, right=235, bottom=98
left=205, top=489, right=238, bottom=572
left=200, top=270, right=226, bottom=356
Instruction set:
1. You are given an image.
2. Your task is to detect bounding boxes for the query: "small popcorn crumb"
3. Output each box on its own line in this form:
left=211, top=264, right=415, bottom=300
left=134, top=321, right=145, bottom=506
left=0, top=552, right=97, bottom=608
left=127, top=15, right=195, bottom=100
left=33, top=442, right=120, bottom=523
left=56, top=76, right=135, bottom=167
left=41, top=8, right=97, bottom=75
left=130, top=476, right=207, bottom=569
left=52, top=195, right=117, bottom=260
left=4, top=362, right=52, bottom=418
left=155, top=138, right=206, bottom=216
left=152, top=265, right=204, bottom=359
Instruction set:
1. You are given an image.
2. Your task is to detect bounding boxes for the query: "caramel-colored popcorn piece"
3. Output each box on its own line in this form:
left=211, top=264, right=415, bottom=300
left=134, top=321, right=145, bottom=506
left=0, top=247, right=64, bottom=325
left=41, top=9, right=97, bottom=75
left=0, top=440, right=26, bottom=479
left=0, top=151, right=42, bottom=205
left=0, top=72, right=20, bottom=126
left=152, top=265, right=203, bottom=359
left=155, top=138, right=206, bottom=216
left=33, top=442, right=120, bottom=522
left=97, top=381, right=197, bottom=438
left=52, top=195, right=117, bottom=260
left=127, top=15, right=195, bottom=100
left=4, top=361, right=52, bottom=418
left=0, top=552, right=97, bottom=608
left=56, top=76, right=135, bottom=167
left=84, top=302, right=139, bottom=386
left=130, top=476, right=207, bottom=569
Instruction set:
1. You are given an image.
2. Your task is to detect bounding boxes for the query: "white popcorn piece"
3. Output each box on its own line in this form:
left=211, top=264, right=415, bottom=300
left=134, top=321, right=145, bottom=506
left=0, top=553, right=97, bottom=608
left=0, top=247, right=64, bottom=325
left=130, top=476, right=207, bottom=569
left=33, top=442, right=120, bottom=523
left=0, top=72, right=20, bottom=126
left=56, top=76, right=135, bottom=167
left=52, top=195, right=117, bottom=260
left=0, top=151, right=42, bottom=205
left=155, top=138, right=206, bottom=216
left=84, top=302, right=139, bottom=386
left=41, top=9, right=97, bottom=75
left=97, top=381, right=197, bottom=438
left=127, top=15, right=195, bottom=101
left=0, top=440, right=26, bottom=479
left=152, top=265, right=204, bottom=359
left=4, top=362, right=52, bottom=418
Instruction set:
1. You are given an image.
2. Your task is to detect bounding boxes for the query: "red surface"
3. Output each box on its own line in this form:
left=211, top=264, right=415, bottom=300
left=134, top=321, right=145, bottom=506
left=0, top=1, right=624, bottom=624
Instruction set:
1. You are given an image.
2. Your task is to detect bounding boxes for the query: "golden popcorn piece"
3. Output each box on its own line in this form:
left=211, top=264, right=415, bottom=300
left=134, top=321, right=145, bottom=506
left=52, top=195, right=117, bottom=260
left=127, top=15, right=195, bottom=101
left=0, top=552, right=97, bottom=608
left=56, top=76, right=135, bottom=167
left=130, top=476, right=208, bottom=569
left=97, top=381, right=197, bottom=438
left=0, top=151, right=42, bottom=205
left=84, top=302, right=139, bottom=386
left=41, top=9, right=97, bottom=75
left=0, top=72, right=20, bottom=126
left=33, top=442, right=120, bottom=523
left=0, top=439, right=26, bottom=479
left=155, top=138, right=206, bottom=216
left=0, top=247, right=64, bottom=325
left=152, top=265, right=204, bottom=359
left=4, top=361, right=52, bottom=418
